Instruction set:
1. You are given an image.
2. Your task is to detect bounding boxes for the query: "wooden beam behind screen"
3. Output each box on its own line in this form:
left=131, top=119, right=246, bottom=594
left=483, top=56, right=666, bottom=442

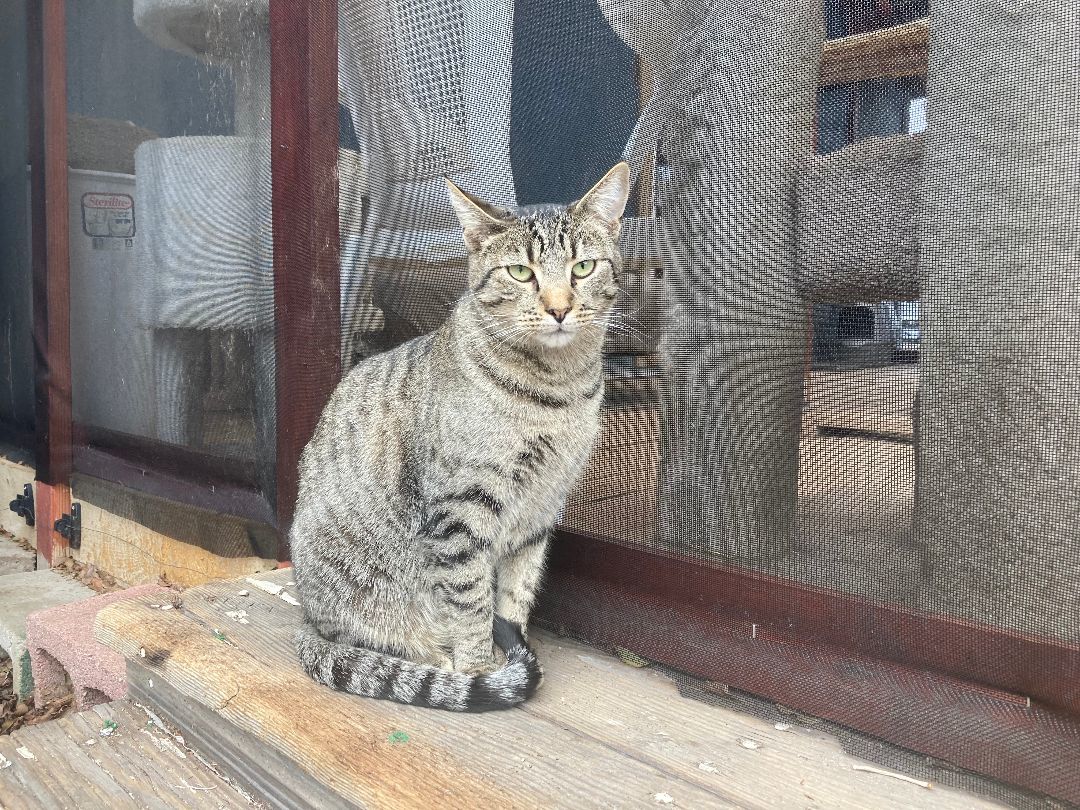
left=820, top=18, right=928, bottom=87
left=29, top=0, right=73, bottom=564
left=270, top=0, right=341, bottom=559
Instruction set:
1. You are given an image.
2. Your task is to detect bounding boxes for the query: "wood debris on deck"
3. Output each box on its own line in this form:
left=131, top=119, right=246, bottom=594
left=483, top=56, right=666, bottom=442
left=83, top=569, right=1007, bottom=809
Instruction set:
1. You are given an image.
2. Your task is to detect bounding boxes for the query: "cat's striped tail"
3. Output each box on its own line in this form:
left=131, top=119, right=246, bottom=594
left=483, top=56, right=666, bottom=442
left=295, top=616, right=543, bottom=712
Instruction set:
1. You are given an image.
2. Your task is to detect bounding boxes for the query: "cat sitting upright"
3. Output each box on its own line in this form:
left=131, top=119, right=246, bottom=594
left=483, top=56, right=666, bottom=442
left=292, top=163, right=630, bottom=711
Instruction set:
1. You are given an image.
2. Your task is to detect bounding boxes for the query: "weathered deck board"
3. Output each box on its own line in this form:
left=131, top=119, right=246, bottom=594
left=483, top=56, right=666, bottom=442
left=520, top=637, right=1003, bottom=810
left=89, top=571, right=1005, bottom=810
left=0, top=701, right=251, bottom=809
left=127, top=659, right=344, bottom=810
left=96, top=578, right=735, bottom=809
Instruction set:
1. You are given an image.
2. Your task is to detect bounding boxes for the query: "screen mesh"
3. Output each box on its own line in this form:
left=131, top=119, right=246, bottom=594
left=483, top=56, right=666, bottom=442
left=336, top=0, right=1078, bottom=797
left=20, top=0, right=1078, bottom=799
left=0, top=1, right=35, bottom=454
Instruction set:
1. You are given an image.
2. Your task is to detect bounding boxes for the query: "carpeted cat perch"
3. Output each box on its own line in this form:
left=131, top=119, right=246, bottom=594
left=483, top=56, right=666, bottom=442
left=914, top=1, right=1080, bottom=641
left=798, top=133, right=923, bottom=304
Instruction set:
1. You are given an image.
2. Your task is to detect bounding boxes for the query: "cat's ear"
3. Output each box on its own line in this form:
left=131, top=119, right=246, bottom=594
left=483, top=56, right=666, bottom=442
left=445, top=179, right=514, bottom=251
left=571, top=162, right=630, bottom=233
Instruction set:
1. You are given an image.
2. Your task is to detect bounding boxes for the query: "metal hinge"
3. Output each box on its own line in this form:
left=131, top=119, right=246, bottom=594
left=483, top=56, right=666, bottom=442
left=8, top=483, right=34, bottom=527
left=54, top=503, right=81, bottom=550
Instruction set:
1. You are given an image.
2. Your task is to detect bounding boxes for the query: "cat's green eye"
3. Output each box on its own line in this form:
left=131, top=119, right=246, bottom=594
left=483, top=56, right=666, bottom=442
left=571, top=259, right=597, bottom=279
left=506, top=264, right=535, bottom=283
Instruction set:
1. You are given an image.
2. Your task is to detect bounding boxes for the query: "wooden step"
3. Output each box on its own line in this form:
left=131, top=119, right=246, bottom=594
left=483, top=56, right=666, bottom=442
left=89, top=570, right=1005, bottom=809
left=0, top=701, right=253, bottom=809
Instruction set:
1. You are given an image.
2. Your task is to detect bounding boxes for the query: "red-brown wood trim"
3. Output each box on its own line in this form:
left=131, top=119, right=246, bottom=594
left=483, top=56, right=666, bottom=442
left=544, top=530, right=1080, bottom=718
left=28, top=0, right=74, bottom=563
left=270, top=0, right=341, bottom=559
left=26, top=0, right=45, bottom=473
left=534, top=565, right=1080, bottom=803
left=33, top=482, right=69, bottom=567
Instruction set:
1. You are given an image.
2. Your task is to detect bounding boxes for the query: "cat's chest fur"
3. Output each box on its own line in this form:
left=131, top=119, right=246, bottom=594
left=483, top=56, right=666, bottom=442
left=419, top=358, right=603, bottom=552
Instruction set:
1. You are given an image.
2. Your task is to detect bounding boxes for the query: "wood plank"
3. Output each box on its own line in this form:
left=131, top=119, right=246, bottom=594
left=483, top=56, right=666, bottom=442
left=0, top=456, right=35, bottom=548
left=12, top=718, right=142, bottom=809
left=0, top=701, right=247, bottom=809
left=33, top=481, right=69, bottom=568
left=0, top=727, right=86, bottom=810
left=820, top=19, right=929, bottom=87
left=98, top=573, right=1013, bottom=808
left=94, top=576, right=738, bottom=809
left=522, top=634, right=1005, bottom=810
left=73, top=704, right=230, bottom=809
left=73, top=477, right=276, bottom=588
left=25, top=0, right=71, bottom=566
left=128, top=659, right=345, bottom=810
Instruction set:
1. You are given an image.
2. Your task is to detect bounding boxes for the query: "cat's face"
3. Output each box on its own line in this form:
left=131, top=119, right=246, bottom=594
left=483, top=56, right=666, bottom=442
left=447, top=164, right=630, bottom=351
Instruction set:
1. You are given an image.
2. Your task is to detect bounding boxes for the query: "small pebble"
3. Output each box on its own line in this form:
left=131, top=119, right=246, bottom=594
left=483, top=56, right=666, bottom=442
left=236, top=590, right=249, bottom=597
left=83, top=739, right=96, bottom=747
left=14, top=702, right=28, bottom=717
left=774, top=722, right=791, bottom=732
left=697, top=762, right=719, bottom=774
left=654, top=793, right=674, bottom=804
left=737, top=738, right=761, bottom=750
left=16, top=747, right=36, bottom=760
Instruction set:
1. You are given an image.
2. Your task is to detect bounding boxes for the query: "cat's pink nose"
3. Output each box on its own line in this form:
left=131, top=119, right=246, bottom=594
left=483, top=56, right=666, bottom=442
left=546, top=306, right=569, bottom=323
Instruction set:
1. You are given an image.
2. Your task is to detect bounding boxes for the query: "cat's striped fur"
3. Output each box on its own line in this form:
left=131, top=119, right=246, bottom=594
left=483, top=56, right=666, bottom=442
left=292, top=164, right=630, bottom=711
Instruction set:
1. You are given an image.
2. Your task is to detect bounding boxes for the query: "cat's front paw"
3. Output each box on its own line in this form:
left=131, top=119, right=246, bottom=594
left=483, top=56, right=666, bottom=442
left=464, top=661, right=500, bottom=677
left=453, top=650, right=498, bottom=676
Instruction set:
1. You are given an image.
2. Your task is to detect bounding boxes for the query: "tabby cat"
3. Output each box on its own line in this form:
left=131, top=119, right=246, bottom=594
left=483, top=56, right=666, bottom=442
left=292, top=163, right=629, bottom=712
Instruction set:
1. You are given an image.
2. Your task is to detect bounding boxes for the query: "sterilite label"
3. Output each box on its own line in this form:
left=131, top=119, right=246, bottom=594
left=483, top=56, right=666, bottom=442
left=81, top=192, right=135, bottom=242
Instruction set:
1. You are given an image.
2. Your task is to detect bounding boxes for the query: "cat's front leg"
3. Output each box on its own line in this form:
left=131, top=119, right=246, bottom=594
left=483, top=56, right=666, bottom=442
left=424, top=519, right=498, bottom=674
left=495, top=529, right=551, bottom=634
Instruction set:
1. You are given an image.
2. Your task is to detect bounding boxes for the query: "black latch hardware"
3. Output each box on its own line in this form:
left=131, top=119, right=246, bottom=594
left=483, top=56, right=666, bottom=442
left=54, top=503, right=81, bottom=550
left=8, top=483, right=34, bottom=527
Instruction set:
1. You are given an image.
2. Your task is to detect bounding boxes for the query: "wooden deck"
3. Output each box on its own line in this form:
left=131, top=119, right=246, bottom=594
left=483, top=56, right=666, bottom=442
left=0, top=701, right=255, bottom=809
left=87, top=570, right=1003, bottom=809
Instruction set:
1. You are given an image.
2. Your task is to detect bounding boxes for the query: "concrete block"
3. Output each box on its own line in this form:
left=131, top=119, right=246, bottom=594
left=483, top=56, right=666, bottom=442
left=26, top=583, right=167, bottom=710
left=0, top=570, right=94, bottom=698
left=0, top=535, right=35, bottom=576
